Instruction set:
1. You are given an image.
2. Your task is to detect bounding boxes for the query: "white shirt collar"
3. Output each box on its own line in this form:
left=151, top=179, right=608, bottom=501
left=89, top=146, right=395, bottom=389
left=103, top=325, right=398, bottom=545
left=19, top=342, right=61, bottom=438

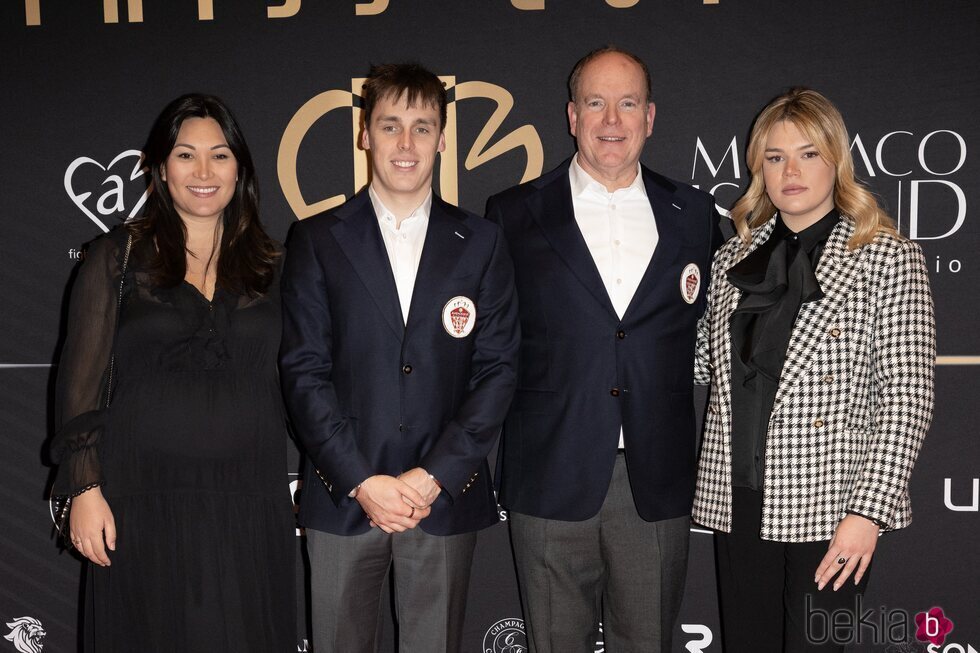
left=569, top=154, right=647, bottom=199
left=368, top=185, right=433, bottom=227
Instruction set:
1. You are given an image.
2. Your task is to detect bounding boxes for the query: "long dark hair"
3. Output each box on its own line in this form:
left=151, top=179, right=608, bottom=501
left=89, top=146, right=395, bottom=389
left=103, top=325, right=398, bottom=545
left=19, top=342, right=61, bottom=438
left=128, top=93, right=278, bottom=295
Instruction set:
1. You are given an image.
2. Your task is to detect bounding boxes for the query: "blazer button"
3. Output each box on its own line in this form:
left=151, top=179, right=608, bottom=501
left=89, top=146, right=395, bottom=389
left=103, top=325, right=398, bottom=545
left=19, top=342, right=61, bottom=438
left=616, top=330, right=626, bottom=340
left=813, top=418, right=825, bottom=428
left=610, top=388, right=620, bottom=397
left=402, top=364, right=413, bottom=375
left=823, top=374, right=834, bottom=384
left=830, top=328, right=842, bottom=338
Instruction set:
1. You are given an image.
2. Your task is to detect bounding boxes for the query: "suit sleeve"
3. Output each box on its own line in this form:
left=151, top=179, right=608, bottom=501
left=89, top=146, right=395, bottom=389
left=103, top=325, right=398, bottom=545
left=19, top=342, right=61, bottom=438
left=279, top=222, right=373, bottom=503
left=694, top=207, right=726, bottom=386
left=419, top=223, right=520, bottom=499
left=845, top=239, right=935, bottom=527
left=695, top=246, right=724, bottom=386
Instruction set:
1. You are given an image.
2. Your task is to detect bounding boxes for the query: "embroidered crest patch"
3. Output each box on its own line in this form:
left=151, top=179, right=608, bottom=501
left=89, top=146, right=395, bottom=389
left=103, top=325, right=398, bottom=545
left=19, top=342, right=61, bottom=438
left=680, top=263, right=701, bottom=304
left=442, top=296, right=476, bottom=338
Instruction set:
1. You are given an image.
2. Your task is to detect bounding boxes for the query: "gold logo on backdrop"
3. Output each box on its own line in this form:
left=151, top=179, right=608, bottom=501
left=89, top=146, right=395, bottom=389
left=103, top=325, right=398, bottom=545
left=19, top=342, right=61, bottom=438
left=278, top=76, right=543, bottom=219
left=23, top=0, right=719, bottom=25
left=23, top=0, right=389, bottom=24
left=263, top=0, right=390, bottom=18
left=511, top=0, right=717, bottom=8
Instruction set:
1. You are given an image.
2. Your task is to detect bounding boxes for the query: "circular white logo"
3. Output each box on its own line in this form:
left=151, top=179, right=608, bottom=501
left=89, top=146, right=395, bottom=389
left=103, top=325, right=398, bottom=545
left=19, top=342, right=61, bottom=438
left=483, top=617, right=526, bottom=653
left=442, top=296, right=476, bottom=338
left=680, top=263, right=701, bottom=304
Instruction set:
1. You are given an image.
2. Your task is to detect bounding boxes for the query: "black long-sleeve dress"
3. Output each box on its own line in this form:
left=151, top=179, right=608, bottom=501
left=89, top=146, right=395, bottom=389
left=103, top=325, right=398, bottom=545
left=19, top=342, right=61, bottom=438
left=51, top=227, right=295, bottom=652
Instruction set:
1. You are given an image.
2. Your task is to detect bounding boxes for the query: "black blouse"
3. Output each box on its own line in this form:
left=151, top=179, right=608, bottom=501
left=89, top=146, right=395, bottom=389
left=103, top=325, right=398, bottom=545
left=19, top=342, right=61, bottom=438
left=727, top=209, right=840, bottom=490
left=50, top=228, right=286, bottom=498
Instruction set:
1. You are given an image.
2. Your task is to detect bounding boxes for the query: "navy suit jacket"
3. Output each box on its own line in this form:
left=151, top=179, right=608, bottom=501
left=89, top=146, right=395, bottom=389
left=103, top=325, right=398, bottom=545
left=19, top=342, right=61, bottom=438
left=486, top=160, right=723, bottom=522
left=279, top=191, right=519, bottom=536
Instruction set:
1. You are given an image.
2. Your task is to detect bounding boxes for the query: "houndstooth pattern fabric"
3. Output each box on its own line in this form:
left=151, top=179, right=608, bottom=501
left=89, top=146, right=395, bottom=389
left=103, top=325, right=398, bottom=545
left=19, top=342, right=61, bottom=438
left=693, top=216, right=935, bottom=542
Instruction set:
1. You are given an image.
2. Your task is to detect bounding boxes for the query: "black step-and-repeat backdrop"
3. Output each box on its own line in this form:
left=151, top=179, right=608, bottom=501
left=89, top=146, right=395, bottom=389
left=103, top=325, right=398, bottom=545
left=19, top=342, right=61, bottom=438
left=2, top=2, right=977, bottom=651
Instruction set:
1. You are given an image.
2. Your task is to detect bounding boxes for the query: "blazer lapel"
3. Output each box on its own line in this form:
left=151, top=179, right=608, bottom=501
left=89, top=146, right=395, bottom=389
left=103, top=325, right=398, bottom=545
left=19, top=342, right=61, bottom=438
left=774, top=218, right=862, bottom=405
left=528, top=167, right=617, bottom=317
left=404, top=197, right=473, bottom=336
left=330, top=192, right=404, bottom=341
left=621, top=170, right=688, bottom=321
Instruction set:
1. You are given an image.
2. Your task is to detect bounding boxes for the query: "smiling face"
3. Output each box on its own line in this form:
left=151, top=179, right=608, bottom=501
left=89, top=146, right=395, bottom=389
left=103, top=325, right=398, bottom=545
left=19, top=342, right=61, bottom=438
left=568, top=51, right=655, bottom=191
left=162, top=116, right=237, bottom=224
left=762, top=120, right=837, bottom=231
left=361, top=90, right=445, bottom=215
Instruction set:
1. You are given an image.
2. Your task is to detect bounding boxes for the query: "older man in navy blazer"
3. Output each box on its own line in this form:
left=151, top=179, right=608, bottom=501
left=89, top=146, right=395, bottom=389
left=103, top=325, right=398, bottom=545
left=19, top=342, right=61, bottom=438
left=487, top=47, right=724, bottom=652
left=280, top=63, right=519, bottom=653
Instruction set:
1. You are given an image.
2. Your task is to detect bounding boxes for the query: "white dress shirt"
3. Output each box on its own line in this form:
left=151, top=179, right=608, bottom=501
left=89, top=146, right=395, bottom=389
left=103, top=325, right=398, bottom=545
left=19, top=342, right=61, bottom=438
left=369, top=186, right=432, bottom=325
left=569, top=155, right=658, bottom=448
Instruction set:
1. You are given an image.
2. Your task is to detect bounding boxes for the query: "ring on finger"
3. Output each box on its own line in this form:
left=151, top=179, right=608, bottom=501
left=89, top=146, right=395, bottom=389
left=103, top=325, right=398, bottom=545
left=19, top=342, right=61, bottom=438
left=409, top=506, right=416, bottom=518
left=837, top=556, right=847, bottom=565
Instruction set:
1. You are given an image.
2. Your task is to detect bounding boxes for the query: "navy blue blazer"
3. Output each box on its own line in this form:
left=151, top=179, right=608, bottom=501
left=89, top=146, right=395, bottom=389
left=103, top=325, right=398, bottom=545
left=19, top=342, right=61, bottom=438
left=279, top=191, right=519, bottom=536
left=487, top=160, right=724, bottom=522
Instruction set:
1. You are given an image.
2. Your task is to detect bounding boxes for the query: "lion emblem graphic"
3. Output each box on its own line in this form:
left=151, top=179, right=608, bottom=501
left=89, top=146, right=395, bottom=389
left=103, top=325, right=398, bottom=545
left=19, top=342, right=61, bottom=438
left=4, top=616, right=45, bottom=653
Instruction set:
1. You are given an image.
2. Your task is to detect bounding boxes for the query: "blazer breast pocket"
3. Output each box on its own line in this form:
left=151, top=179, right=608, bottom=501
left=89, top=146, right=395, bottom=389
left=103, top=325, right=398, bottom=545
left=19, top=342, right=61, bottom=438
left=439, top=270, right=477, bottom=289
left=511, top=388, right=558, bottom=414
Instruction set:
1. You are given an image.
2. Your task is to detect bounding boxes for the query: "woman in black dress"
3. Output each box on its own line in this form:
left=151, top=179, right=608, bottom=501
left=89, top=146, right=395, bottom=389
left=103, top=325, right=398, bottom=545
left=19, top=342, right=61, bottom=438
left=51, top=94, right=295, bottom=651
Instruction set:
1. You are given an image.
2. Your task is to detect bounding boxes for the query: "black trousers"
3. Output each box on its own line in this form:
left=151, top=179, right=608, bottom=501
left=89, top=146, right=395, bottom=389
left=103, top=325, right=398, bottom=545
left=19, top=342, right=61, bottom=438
left=715, top=487, right=872, bottom=653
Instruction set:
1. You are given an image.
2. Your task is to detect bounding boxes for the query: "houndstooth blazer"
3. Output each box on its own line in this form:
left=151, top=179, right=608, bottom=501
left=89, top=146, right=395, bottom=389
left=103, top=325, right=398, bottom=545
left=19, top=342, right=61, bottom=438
left=692, top=215, right=935, bottom=542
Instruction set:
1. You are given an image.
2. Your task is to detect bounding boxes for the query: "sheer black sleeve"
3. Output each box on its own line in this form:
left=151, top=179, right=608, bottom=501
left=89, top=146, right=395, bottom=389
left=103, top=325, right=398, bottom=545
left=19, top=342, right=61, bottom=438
left=50, top=232, right=125, bottom=497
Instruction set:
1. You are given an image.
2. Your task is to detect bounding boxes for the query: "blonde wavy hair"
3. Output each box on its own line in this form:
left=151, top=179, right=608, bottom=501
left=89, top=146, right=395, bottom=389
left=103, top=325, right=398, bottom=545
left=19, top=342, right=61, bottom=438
left=731, top=88, right=897, bottom=250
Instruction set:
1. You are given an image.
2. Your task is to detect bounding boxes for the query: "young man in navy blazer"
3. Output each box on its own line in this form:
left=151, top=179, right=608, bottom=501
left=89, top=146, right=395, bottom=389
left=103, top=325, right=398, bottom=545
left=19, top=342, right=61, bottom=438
left=486, top=47, right=724, bottom=652
left=280, top=63, right=519, bottom=653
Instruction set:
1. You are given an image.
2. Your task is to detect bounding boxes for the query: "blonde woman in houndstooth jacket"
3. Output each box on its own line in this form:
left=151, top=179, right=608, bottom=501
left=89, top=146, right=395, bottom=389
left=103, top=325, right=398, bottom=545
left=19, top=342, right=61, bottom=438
left=692, top=88, right=935, bottom=652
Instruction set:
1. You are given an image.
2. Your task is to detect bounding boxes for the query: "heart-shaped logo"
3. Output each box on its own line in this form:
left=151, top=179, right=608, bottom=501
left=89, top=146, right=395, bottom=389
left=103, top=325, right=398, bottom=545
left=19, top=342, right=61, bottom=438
left=64, top=149, right=152, bottom=232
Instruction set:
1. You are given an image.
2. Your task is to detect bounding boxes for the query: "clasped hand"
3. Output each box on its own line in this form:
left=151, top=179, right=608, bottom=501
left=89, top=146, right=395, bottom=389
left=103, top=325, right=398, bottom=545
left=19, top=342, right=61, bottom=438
left=355, top=468, right=440, bottom=534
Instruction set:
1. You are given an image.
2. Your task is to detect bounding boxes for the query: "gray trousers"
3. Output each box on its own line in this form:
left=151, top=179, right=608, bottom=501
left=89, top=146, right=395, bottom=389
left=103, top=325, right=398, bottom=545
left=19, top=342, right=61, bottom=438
left=510, top=453, right=690, bottom=653
left=306, top=526, right=477, bottom=653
